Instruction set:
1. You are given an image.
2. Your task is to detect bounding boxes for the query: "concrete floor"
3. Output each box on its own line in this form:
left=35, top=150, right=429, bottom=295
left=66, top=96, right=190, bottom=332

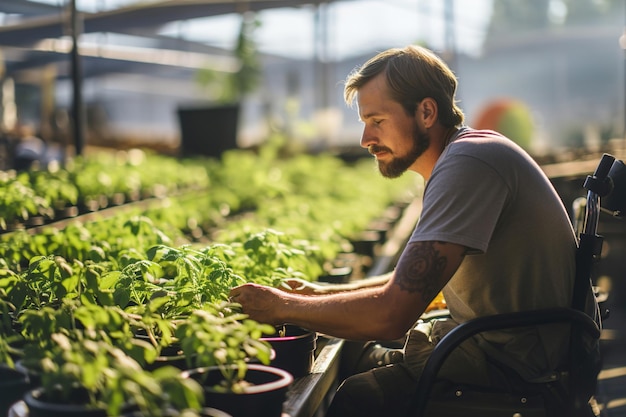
left=593, top=217, right=626, bottom=416
left=595, top=297, right=626, bottom=416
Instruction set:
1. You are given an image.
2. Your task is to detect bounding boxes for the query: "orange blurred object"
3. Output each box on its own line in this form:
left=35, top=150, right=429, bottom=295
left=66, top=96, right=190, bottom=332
left=425, top=291, right=446, bottom=312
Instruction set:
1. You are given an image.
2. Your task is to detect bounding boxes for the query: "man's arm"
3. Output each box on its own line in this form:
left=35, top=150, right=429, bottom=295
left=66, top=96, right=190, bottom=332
left=229, top=241, right=465, bottom=341
left=279, top=272, right=393, bottom=295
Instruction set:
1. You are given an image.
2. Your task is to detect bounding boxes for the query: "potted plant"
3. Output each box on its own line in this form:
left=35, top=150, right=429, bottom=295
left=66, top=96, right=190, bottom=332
left=0, top=170, right=49, bottom=232
left=14, top=300, right=203, bottom=417
left=21, top=333, right=203, bottom=417
left=0, top=293, right=29, bottom=415
left=176, top=304, right=292, bottom=417
left=181, top=364, right=292, bottom=417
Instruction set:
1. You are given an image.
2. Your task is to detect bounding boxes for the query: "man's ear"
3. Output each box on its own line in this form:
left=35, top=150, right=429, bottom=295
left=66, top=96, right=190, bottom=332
left=417, top=98, right=438, bottom=128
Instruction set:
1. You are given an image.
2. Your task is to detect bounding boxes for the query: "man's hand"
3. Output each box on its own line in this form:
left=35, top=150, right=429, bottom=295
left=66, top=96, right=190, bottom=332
left=280, top=273, right=393, bottom=296
left=279, top=278, right=329, bottom=295
left=229, top=283, right=286, bottom=325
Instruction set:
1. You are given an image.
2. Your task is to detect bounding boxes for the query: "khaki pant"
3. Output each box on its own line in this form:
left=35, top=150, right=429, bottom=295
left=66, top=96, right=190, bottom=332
left=325, top=320, right=493, bottom=417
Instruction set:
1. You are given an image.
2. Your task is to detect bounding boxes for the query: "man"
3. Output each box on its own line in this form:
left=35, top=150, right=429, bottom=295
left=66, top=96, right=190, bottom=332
left=229, top=45, right=583, bottom=416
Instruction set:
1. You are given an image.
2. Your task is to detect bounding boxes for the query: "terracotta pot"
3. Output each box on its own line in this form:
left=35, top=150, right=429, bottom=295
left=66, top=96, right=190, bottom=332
left=25, top=216, right=45, bottom=227
left=54, top=205, right=79, bottom=220
left=181, top=364, right=293, bottom=417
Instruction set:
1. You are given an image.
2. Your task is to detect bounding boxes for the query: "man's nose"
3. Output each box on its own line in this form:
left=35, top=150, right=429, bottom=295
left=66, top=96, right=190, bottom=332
left=360, top=126, right=376, bottom=149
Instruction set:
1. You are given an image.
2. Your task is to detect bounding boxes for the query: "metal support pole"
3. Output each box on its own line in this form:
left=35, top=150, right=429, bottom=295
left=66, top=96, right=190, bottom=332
left=623, top=37, right=625, bottom=156
left=444, top=0, right=456, bottom=71
left=70, top=0, right=84, bottom=156
left=620, top=2, right=626, bottom=156
left=314, top=2, right=329, bottom=111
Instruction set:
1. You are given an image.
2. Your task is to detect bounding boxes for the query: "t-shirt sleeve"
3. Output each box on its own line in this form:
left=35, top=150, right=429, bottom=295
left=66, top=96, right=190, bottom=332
left=409, top=152, right=510, bottom=253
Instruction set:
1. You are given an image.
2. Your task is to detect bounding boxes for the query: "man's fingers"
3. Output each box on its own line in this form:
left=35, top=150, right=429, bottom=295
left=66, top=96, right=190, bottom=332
left=279, top=279, right=304, bottom=292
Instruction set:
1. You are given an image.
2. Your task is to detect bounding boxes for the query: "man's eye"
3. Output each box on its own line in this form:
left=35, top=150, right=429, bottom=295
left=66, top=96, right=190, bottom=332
left=373, top=119, right=382, bottom=125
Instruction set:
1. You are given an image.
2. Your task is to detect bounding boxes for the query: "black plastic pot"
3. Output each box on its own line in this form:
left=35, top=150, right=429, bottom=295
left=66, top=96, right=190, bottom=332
left=133, top=332, right=189, bottom=371
left=349, top=230, right=381, bottom=258
left=261, top=324, right=317, bottom=378
left=318, top=266, right=353, bottom=284
left=200, top=407, right=234, bottom=417
left=0, top=365, right=30, bottom=416
left=120, top=406, right=233, bottom=417
left=177, top=104, right=240, bottom=159
left=181, top=364, right=293, bottom=417
left=145, top=352, right=189, bottom=371
left=23, top=387, right=107, bottom=417
left=15, top=360, right=41, bottom=389
left=366, top=218, right=392, bottom=243
left=145, top=344, right=188, bottom=371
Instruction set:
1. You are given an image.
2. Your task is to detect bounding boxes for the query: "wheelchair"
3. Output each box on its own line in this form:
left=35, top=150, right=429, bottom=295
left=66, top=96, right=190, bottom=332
left=406, top=153, right=626, bottom=417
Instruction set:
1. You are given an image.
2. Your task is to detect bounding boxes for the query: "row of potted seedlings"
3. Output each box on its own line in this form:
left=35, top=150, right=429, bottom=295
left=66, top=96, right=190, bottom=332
left=0, top=149, right=210, bottom=233
left=1, top=226, right=325, bottom=417
left=0, top=143, right=419, bottom=416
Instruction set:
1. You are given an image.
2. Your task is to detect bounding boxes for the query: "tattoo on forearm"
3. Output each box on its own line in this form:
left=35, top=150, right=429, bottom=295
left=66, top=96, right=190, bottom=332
left=395, top=241, right=446, bottom=302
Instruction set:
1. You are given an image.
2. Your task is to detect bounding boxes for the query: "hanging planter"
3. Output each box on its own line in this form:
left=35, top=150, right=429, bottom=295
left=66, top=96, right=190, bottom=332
left=181, top=364, right=293, bottom=417
left=262, top=324, right=317, bottom=378
left=177, top=104, right=241, bottom=159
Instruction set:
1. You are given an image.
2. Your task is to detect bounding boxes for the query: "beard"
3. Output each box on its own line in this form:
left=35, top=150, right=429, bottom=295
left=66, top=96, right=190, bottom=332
left=371, top=126, right=430, bottom=178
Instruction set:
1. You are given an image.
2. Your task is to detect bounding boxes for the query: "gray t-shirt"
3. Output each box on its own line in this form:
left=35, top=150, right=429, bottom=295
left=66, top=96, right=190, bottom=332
left=409, top=127, right=579, bottom=380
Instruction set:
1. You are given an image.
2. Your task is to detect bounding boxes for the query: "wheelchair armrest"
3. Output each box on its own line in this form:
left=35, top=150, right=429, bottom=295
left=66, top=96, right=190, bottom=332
left=407, top=307, right=601, bottom=416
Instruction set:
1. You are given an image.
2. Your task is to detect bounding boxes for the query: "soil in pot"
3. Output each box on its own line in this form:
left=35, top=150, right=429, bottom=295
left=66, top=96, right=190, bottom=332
left=181, top=364, right=293, bottom=417
left=134, top=332, right=189, bottom=371
left=23, top=387, right=107, bottom=417
left=262, top=325, right=317, bottom=378
left=144, top=344, right=188, bottom=371
left=145, top=353, right=189, bottom=371
left=0, top=365, right=30, bottom=416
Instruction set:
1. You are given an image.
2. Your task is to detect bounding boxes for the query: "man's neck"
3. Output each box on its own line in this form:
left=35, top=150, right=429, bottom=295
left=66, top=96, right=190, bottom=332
left=411, top=126, right=459, bottom=180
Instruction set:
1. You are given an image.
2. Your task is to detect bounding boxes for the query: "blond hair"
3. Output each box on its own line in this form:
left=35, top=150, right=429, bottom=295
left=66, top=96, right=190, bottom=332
left=344, top=45, right=464, bottom=128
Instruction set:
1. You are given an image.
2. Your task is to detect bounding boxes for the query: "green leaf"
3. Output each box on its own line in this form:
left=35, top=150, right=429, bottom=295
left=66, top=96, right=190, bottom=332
left=100, top=271, right=122, bottom=289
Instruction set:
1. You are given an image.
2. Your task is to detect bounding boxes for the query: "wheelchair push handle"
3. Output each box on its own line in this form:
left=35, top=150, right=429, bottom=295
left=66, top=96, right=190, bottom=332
left=593, top=153, right=615, bottom=179
left=583, top=153, right=615, bottom=197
